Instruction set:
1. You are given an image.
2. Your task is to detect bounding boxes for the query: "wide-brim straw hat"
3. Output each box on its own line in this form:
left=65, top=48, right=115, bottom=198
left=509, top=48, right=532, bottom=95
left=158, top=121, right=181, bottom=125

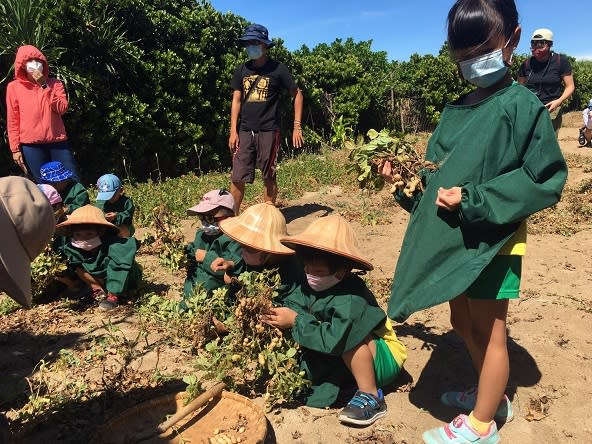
left=219, top=202, right=294, bottom=255
left=280, top=214, right=373, bottom=271
left=56, top=204, right=119, bottom=236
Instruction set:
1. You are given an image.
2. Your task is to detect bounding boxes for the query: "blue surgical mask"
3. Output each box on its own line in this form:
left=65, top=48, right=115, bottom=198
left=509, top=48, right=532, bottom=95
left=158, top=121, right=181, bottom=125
left=246, top=45, right=263, bottom=60
left=201, top=221, right=220, bottom=236
left=459, top=40, right=511, bottom=88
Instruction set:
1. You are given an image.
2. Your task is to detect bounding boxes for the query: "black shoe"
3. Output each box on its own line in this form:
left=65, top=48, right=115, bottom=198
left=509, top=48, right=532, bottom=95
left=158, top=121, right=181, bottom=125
left=338, top=389, right=386, bottom=426
left=579, top=128, right=587, bottom=146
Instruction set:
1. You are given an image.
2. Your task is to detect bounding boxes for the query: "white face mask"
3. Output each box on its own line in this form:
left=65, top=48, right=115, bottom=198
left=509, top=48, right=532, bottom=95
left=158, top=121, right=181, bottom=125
left=26, top=60, right=43, bottom=73
left=306, top=273, right=342, bottom=292
left=459, top=39, right=511, bottom=88
left=201, top=221, right=220, bottom=236
left=71, top=236, right=102, bottom=251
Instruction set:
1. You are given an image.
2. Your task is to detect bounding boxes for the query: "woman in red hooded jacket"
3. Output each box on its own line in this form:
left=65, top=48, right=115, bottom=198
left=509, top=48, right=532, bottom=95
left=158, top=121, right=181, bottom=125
left=6, top=45, right=79, bottom=183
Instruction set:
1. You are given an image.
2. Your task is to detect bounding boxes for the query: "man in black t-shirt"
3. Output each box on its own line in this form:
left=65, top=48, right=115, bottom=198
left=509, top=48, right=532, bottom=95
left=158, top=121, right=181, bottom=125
left=518, top=28, right=575, bottom=136
left=228, top=24, right=304, bottom=214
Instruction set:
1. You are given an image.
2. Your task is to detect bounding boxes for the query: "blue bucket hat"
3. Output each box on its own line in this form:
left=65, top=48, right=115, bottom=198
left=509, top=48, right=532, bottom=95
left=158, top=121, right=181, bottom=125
left=239, top=24, right=275, bottom=48
left=96, top=173, right=122, bottom=201
left=40, top=161, right=73, bottom=183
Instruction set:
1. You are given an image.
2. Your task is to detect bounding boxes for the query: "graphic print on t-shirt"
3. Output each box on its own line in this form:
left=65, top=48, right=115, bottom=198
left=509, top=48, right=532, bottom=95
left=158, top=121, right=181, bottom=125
left=243, top=75, right=270, bottom=102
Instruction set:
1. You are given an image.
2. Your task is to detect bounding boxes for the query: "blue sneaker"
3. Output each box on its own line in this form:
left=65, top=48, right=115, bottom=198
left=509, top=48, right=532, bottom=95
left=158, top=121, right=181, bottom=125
left=423, top=414, right=500, bottom=444
left=440, top=387, right=513, bottom=422
left=338, top=389, right=386, bottom=426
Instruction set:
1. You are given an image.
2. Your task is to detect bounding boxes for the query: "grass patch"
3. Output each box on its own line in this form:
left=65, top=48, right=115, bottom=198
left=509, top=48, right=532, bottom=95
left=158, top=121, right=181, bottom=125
left=126, top=149, right=355, bottom=226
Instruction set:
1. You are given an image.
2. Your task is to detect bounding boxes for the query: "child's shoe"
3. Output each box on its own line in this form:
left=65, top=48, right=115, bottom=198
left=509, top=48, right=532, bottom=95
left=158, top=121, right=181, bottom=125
left=338, top=388, right=386, bottom=426
left=91, top=288, right=107, bottom=302
left=423, top=414, right=500, bottom=444
left=99, top=293, right=119, bottom=311
left=440, top=387, right=513, bottom=422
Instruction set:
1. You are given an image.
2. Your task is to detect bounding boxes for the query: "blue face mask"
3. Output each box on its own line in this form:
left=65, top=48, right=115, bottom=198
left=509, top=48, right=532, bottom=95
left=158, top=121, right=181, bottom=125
left=459, top=40, right=511, bottom=88
left=246, top=44, right=263, bottom=60
left=201, top=221, right=220, bottom=236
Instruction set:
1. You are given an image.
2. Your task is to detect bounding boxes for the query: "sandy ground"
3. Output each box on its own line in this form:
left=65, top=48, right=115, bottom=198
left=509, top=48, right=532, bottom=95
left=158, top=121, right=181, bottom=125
left=1, top=113, right=591, bottom=443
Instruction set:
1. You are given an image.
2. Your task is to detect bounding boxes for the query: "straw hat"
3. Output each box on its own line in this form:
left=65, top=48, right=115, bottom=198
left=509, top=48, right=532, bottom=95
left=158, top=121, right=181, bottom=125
left=56, top=204, right=118, bottom=236
left=0, top=177, right=55, bottom=308
left=219, top=202, right=294, bottom=255
left=280, top=214, right=373, bottom=271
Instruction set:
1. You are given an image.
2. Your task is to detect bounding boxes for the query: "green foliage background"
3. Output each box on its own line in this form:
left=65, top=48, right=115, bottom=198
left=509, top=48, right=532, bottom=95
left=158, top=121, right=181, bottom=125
left=1, top=0, right=589, bottom=182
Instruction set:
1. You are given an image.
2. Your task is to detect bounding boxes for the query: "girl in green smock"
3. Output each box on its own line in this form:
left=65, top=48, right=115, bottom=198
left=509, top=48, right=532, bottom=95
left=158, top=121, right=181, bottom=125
left=217, top=201, right=304, bottom=303
left=381, top=1, right=567, bottom=443
left=181, top=189, right=241, bottom=302
left=262, top=215, right=407, bottom=427
left=57, top=205, right=141, bottom=312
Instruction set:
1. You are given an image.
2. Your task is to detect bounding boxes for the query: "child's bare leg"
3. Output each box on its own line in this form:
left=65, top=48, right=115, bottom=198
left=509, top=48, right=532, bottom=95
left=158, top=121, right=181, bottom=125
left=449, top=294, right=484, bottom=373
left=342, top=335, right=378, bottom=395
left=468, top=299, right=509, bottom=423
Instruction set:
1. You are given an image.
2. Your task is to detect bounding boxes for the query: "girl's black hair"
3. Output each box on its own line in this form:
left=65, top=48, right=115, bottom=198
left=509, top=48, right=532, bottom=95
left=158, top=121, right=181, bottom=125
left=447, top=0, right=518, bottom=51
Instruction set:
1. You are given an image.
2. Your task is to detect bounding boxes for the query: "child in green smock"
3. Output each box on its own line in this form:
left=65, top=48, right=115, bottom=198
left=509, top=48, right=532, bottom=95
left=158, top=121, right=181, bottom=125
left=381, top=1, right=567, bottom=443
left=261, top=215, right=407, bottom=427
left=40, top=161, right=89, bottom=215
left=57, top=205, right=141, bottom=311
left=216, top=202, right=304, bottom=303
left=182, top=189, right=241, bottom=301
left=95, top=173, right=135, bottom=238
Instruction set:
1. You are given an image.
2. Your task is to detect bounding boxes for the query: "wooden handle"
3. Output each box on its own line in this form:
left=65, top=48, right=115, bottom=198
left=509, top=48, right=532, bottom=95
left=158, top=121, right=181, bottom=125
left=135, top=382, right=225, bottom=442
left=156, top=382, right=225, bottom=433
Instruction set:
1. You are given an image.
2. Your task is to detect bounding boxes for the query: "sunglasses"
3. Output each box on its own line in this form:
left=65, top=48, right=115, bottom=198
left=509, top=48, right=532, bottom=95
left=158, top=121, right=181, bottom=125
left=530, top=41, right=549, bottom=49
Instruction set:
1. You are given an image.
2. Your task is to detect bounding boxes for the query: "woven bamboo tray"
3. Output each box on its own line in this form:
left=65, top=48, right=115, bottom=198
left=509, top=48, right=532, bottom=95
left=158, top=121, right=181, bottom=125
left=90, top=390, right=267, bottom=444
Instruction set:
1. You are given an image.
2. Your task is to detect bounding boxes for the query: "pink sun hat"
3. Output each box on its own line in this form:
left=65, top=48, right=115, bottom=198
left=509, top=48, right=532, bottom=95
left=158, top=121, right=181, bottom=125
left=37, top=183, right=62, bottom=205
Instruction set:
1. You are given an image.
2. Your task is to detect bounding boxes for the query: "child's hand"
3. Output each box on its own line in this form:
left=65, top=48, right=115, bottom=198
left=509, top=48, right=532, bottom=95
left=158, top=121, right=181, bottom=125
left=195, top=249, right=207, bottom=263
left=211, top=257, right=234, bottom=272
left=260, top=307, right=297, bottom=329
left=435, top=187, right=462, bottom=211
left=379, top=160, right=394, bottom=183
left=104, top=212, right=117, bottom=222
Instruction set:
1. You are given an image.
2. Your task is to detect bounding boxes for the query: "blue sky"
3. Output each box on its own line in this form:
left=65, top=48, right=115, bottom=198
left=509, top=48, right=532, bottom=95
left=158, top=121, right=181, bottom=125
left=209, top=0, right=590, bottom=61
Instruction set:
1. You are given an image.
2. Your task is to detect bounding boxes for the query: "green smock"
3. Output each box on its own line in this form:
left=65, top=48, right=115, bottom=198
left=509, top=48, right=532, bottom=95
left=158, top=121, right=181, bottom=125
left=95, top=194, right=136, bottom=236
left=62, top=235, right=141, bottom=295
left=61, top=181, right=90, bottom=215
left=183, top=231, right=243, bottom=296
left=95, top=195, right=135, bottom=236
left=388, top=83, right=567, bottom=322
left=282, top=274, right=387, bottom=407
left=229, top=254, right=305, bottom=302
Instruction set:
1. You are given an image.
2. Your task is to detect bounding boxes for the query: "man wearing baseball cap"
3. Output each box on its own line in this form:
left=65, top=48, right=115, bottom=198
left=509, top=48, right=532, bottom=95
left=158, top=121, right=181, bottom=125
left=0, top=176, right=55, bottom=441
left=518, top=28, right=575, bottom=137
left=228, top=24, right=304, bottom=214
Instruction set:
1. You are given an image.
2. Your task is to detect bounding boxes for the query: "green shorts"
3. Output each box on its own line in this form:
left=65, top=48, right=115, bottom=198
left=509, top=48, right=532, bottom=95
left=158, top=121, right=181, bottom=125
left=373, top=337, right=401, bottom=387
left=466, top=255, right=521, bottom=300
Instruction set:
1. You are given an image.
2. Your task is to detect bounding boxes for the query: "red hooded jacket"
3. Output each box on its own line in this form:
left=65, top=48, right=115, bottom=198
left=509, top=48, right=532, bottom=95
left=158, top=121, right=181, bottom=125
left=6, top=45, right=68, bottom=153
